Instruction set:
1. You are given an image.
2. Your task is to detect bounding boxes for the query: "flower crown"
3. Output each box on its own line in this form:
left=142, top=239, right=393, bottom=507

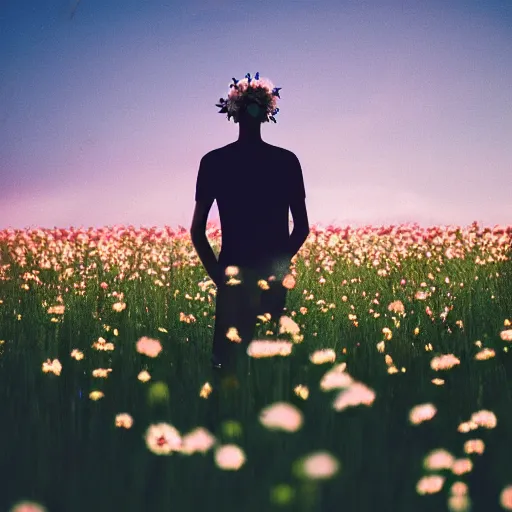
left=215, top=72, right=282, bottom=124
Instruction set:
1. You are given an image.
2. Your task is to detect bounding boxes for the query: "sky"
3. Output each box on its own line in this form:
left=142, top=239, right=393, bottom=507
left=1, top=0, right=511, bottom=232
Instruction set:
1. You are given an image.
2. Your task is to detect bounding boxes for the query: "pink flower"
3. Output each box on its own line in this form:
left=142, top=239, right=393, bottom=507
left=115, top=413, right=134, bottom=429
left=452, top=458, right=473, bottom=475
left=145, top=423, right=182, bottom=455
left=247, top=340, right=293, bottom=358
left=423, top=449, right=455, bottom=470
left=320, top=366, right=353, bottom=391
left=416, top=475, right=445, bottom=495
left=463, top=439, right=485, bottom=455
left=136, top=336, right=162, bottom=358
left=332, top=382, right=376, bottom=411
left=214, top=444, right=246, bottom=470
left=181, top=427, right=216, bottom=454
left=470, top=409, right=497, bottom=429
left=42, top=358, right=62, bottom=376
left=387, top=300, right=405, bottom=314
left=309, top=349, right=336, bottom=364
left=430, top=354, right=460, bottom=371
left=500, top=329, right=512, bottom=342
left=259, top=402, right=303, bottom=432
left=409, top=403, right=437, bottom=425
left=500, top=485, right=512, bottom=510
left=295, top=451, right=340, bottom=480
left=9, top=502, right=48, bottom=512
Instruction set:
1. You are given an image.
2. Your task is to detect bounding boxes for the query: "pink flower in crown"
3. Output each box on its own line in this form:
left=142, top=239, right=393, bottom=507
left=255, top=77, right=275, bottom=91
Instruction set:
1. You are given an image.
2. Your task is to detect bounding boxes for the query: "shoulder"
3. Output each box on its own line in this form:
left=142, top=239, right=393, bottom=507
left=268, top=145, right=299, bottom=164
left=201, top=143, right=298, bottom=163
left=200, top=144, right=233, bottom=166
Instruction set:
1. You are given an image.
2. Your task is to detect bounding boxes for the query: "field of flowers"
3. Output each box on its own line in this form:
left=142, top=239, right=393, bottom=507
left=0, top=221, right=511, bottom=512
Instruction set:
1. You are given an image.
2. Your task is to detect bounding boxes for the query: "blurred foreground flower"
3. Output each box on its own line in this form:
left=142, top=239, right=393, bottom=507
left=136, top=336, right=163, bottom=357
left=42, top=358, right=62, bottom=376
left=9, top=501, right=48, bottom=512
left=247, top=340, right=293, bottom=358
left=89, top=390, right=104, bottom=401
left=138, top=370, right=151, bottom=382
left=423, top=449, right=455, bottom=470
left=92, top=368, right=112, bottom=378
left=294, top=384, right=309, bottom=400
left=332, top=382, right=375, bottom=411
left=416, top=475, right=445, bottom=495
left=430, top=354, right=460, bottom=371
left=279, top=316, right=301, bottom=335
left=309, top=348, right=336, bottom=364
left=452, top=458, right=473, bottom=475
left=282, top=274, right=296, bottom=289
left=92, top=337, right=115, bottom=351
left=409, top=403, right=437, bottom=425
left=501, top=485, right=512, bottom=510
left=448, top=493, right=471, bottom=512
left=463, top=439, right=485, bottom=455
left=145, top=423, right=182, bottom=455
left=71, top=349, right=84, bottom=360
left=474, top=347, right=495, bottom=360
left=226, top=327, right=242, bottom=343
left=500, top=329, right=512, bottom=342
left=200, top=382, right=213, bottom=398
left=470, top=409, right=497, bottom=429
left=215, top=444, right=246, bottom=470
left=181, top=427, right=216, bottom=455
left=115, top=413, right=134, bottom=429
left=259, top=402, right=303, bottom=432
left=320, top=365, right=353, bottom=391
left=293, top=451, right=340, bottom=480
left=47, top=304, right=65, bottom=315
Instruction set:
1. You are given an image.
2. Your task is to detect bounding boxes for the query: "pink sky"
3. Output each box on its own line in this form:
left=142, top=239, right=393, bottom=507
left=1, top=0, right=511, bottom=231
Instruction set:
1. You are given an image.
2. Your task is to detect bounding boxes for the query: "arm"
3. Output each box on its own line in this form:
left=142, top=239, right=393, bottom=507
left=190, top=198, right=222, bottom=285
left=288, top=198, right=310, bottom=260
left=190, top=153, right=223, bottom=285
left=287, top=153, right=310, bottom=260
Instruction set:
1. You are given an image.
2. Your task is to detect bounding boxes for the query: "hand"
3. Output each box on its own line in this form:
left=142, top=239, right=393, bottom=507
left=269, top=256, right=291, bottom=282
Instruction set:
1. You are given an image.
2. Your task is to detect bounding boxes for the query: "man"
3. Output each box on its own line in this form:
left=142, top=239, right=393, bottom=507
left=190, top=98, right=309, bottom=370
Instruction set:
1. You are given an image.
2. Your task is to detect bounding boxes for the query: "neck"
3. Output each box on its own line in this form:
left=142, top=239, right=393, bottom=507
left=237, top=122, right=263, bottom=143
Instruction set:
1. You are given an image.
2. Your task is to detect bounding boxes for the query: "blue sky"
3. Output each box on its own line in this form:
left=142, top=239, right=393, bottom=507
left=1, top=0, right=511, bottom=230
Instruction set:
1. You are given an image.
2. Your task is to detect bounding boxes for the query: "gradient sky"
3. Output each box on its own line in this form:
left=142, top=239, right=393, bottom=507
left=1, top=0, right=511, bottom=231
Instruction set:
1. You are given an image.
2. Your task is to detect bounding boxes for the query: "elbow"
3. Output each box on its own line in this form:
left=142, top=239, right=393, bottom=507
left=298, top=226, right=310, bottom=239
left=190, top=229, right=204, bottom=242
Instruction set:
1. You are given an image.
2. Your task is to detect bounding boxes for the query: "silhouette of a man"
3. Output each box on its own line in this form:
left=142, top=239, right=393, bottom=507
left=190, top=100, right=310, bottom=370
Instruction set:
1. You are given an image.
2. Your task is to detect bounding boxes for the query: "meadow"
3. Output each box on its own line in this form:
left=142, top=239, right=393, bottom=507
left=0, top=221, right=511, bottom=512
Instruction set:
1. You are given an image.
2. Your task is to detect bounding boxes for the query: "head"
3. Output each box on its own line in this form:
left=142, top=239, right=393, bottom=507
left=235, top=101, right=267, bottom=126
left=216, top=73, right=281, bottom=126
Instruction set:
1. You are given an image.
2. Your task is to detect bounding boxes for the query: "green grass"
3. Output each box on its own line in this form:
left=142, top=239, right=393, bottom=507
left=0, top=228, right=511, bottom=512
